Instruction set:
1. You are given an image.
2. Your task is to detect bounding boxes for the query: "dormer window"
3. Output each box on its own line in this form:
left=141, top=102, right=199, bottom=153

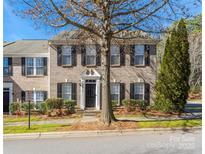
left=86, top=45, right=96, bottom=66
left=134, top=45, right=145, bottom=65
left=110, top=45, right=120, bottom=65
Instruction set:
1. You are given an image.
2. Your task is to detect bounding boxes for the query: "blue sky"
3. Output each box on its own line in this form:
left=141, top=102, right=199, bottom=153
left=3, top=0, right=202, bottom=42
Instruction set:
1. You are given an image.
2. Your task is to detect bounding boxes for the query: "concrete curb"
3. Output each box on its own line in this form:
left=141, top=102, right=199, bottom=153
left=4, top=127, right=202, bottom=140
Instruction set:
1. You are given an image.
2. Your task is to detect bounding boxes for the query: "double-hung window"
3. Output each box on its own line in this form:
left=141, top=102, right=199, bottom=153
left=25, top=58, right=45, bottom=76
left=110, top=83, right=120, bottom=105
left=134, top=45, right=145, bottom=65
left=62, top=83, right=72, bottom=100
left=110, top=45, right=120, bottom=65
left=25, top=91, right=46, bottom=103
left=3, top=57, right=9, bottom=76
left=134, top=83, right=144, bottom=100
left=62, top=46, right=72, bottom=65
left=86, top=45, right=96, bottom=65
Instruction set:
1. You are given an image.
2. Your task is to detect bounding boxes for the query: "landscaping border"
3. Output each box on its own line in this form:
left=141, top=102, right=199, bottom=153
left=4, top=126, right=202, bottom=140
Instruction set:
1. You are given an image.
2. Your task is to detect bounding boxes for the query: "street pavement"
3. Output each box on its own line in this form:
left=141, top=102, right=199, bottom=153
left=4, top=129, right=201, bottom=154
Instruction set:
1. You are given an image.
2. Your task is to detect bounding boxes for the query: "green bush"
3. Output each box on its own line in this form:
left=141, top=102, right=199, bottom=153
left=64, top=100, right=76, bottom=113
left=153, top=95, right=174, bottom=112
left=21, top=102, right=35, bottom=112
left=111, top=100, right=118, bottom=107
left=35, top=103, right=41, bottom=110
left=39, top=102, right=48, bottom=114
left=9, top=102, right=21, bottom=115
left=45, top=98, right=64, bottom=110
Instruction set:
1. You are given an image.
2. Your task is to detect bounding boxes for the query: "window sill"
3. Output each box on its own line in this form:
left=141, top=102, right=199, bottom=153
left=110, top=64, right=121, bottom=67
left=62, top=64, right=73, bottom=67
left=86, top=64, right=97, bottom=67
left=25, top=75, right=45, bottom=78
left=134, top=64, right=146, bottom=67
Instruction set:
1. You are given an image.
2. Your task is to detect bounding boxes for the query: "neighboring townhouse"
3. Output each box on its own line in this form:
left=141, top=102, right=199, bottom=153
left=3, top=31, right=157, bottom=113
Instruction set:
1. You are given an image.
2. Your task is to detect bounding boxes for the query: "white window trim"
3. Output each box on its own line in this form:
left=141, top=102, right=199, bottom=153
left=134, top=83, right=145, bottom=100
left=62, top=46, right=72, bottom=66
left=110, top=45, right=120, bottom=65
left=62, top=83, right=72, bottom=100
left=86, top=45, right=96, bottom=65
left=25, top=57, right=44, bottom=76
left=134, top=45, right=145, bottom=66
left=111, top=83, right=120, bottom=105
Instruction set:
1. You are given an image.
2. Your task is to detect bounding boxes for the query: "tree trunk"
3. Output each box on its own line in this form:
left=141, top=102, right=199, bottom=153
left=100, top=36, right=116, bottom=125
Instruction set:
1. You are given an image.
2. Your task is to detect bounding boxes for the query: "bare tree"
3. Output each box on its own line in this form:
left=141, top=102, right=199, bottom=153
left=11, top=0, right=201, bottom=125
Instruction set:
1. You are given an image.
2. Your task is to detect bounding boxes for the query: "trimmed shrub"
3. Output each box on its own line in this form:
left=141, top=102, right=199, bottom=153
left=111, top=100, right=118, bottom=107
left=9, top=102, right=21, bottom=115
left=64, top=100, right=76, bottom=114
left=21, top=102, right=35, bottom=112
left=35, top=103, right=41, bottom=110
left=39, top=102, right=48, bottom=114
left=45, top=98, right=64, bottom=110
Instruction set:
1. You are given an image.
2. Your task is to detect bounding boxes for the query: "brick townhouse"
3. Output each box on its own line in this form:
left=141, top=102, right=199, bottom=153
left=3, top=31, right=157, bottom=113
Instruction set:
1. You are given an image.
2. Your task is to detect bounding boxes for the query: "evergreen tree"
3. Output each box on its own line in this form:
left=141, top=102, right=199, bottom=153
left=155, top=19, right=190, bottom=112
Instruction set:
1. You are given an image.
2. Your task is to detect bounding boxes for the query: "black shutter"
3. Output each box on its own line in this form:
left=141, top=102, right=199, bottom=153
left=21, top=91, right=25, bottom=102
left=120, top=46, right=125, bottom=66
left=43, top=57, right=47, bottom=75
left=96, top=44, right=101, bottom=66
left=72, top=83, right=77, bottom=100
left=8, top=57, right=12, bottom=76
left=130, top=45, right=135, bottom=66
left=120, top=83, right=125, bottom=105
left=21, top=57, right=25, bottom=76
left=130, top=83, right=134, bottom=99
left=145, top=45, right=150, bottom=66
left=57, top=46, right=62, bottom=66
left=43, top=91, right=48, bottom=101
left=81, top=45, right=86, bottom=66
left=72, top=45, right=77, bottom=66
left=144, top=83, right=150, bottom=105
left=57, top=83, right=62, bottom=98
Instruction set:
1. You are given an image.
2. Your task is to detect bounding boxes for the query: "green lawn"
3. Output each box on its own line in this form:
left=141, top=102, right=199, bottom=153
left=4, top=124, right=71, bottom=134
left=137, top=119, right=202, bottom=128
left=4, top=119, right=201, bottom=134
left=4, top=115, right=81, bottom=123
left=4, top=116, right=43, bottom=123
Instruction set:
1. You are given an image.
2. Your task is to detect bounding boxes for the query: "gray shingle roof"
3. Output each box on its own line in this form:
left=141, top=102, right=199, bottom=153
left=3, top=40, right=48, bottom=55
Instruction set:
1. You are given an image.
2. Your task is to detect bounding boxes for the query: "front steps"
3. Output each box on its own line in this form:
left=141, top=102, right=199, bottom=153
left=75, top=107, right=101, bottom=117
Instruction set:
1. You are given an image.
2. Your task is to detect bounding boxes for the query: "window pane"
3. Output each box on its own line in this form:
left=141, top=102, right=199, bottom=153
left=62, top=55, right=71, bottom=65
left=36, top=67, right=44, bottom=75
left=134, top=55, right=144, bottom=65
left=3, top=68, right=9, bottom=75
left=36, top=91, right=44, bottom=102
left=134, top=83, right=144, bottom=100
left=135, top=45, right=144, bottom=55
left=3, top=57, right=8, bottom=67
left=36, top=58, right=44, bottom=67
left=111, top=94, right=118, bottom=101
left=62, top=46, right=72, bottom=55
left=27, top=67, right=34, bottom=75
left=111, top=45, right=120, bottom=55
left=111, top=55, right=120, bottom=65
left=86, top=55, right=96, bottom=65
left=86, top=45, right=96, bottom=55
left=26, top=58, right=33, bottom=66
left=62, top=83, right=72, bottom=100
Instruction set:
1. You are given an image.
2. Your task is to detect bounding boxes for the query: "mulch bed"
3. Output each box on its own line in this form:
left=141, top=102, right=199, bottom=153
left=59, top=121, right=138, bottom=131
